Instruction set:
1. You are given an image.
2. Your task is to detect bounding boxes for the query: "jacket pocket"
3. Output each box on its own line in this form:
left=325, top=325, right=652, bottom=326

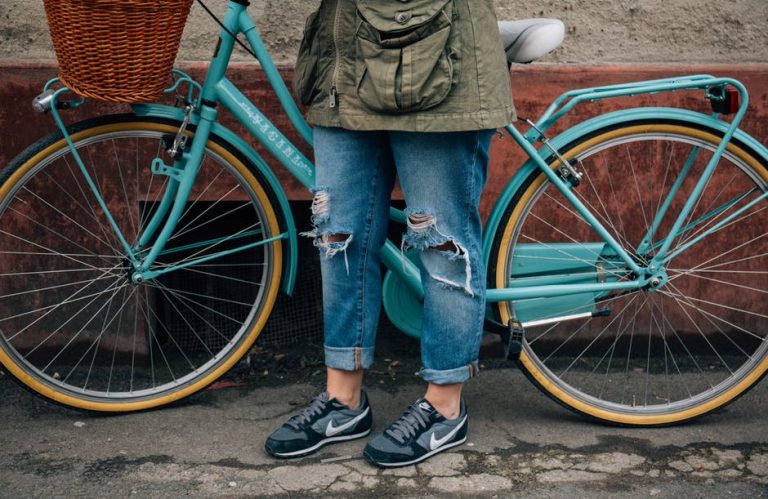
left=355, top=0, right=460, bottom=114
left=293, top=9, right=322, bottom=106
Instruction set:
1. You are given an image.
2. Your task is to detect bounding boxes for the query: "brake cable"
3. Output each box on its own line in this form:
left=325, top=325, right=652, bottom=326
left=195, top=0, right=260, bottom=60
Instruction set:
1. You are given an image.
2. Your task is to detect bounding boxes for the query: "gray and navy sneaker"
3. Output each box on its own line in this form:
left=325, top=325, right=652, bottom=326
left=363, top=398, right=467, bottom=468
left=264, top=391, right=372, bottom=458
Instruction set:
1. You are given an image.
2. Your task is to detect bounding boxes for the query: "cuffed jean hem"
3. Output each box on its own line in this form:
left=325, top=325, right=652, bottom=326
left=324, top=345, right=375, bottom=371
left=419, top=361, right=480, bottom=385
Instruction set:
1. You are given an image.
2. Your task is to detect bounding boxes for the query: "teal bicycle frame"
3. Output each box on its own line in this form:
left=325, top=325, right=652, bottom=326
left=44, top=0, right=767, bottom=322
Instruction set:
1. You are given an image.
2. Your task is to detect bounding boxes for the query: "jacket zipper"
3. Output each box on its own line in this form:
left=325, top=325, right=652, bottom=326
left=329, top=0, right=343, bottom=109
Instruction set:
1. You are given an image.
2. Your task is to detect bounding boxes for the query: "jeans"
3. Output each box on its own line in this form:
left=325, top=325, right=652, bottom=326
left=308, top=126, right=493, bottom=385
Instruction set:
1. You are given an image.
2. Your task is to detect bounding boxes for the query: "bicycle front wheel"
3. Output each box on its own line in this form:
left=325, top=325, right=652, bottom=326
left=489, top=119, right=768, bottom=425
left=0, top=115, right=283, bottom=412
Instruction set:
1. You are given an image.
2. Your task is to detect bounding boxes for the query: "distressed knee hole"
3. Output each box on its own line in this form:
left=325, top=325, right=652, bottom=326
left=400, top=211, right=474, bottom=297
left=299, top=188, right=352, bottom=273
left=426, top=239, right=474, bottom=297
left=403, top=212, right=446, bottom=250
left=316, top=232, right=353, bottom=274
left=322, top=233, right=349, bottom=244
left=299, top=188, right=332, bottom=239
left=407, top=213, right=437, bottom=234
left=309, top=189, right=330, bottom=225
left=433, top=240, right=461, bottom=253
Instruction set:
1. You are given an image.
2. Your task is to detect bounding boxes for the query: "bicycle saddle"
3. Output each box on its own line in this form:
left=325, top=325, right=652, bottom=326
left=498, top=19, right=565, bottom=64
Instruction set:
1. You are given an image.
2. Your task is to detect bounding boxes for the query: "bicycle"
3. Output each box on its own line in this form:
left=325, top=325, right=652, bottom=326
left=0, top=0, right=766, bottom=427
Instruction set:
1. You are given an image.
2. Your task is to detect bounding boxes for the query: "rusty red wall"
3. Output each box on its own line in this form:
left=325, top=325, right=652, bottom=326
left=1, top=62, right=766, bottom=350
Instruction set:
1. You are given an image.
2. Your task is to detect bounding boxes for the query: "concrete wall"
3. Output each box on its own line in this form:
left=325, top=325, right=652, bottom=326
left=2, top=0, right=767, bottom=64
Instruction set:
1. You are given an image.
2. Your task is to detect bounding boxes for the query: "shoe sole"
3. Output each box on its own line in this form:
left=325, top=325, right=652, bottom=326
left=265, top=428, right=372, bottom=459
left=363, top=436, right=468, bottom=468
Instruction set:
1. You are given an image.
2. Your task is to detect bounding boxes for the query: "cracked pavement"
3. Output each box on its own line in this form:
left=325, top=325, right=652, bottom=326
left=1, top=363, right=767, bottom=497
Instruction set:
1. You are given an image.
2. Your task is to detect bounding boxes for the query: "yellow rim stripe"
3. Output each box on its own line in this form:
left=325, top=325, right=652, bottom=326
left=0, top=122, right=283, bottom=412
left=495, top=124, right=768, bottom=424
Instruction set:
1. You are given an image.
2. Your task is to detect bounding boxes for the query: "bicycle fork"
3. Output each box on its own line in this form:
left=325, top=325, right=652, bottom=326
left=131, top=103, right=217, bottom=279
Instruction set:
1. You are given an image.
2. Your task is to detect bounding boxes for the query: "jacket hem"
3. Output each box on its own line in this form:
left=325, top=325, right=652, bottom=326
left=307, top=105, right=515, bottom=132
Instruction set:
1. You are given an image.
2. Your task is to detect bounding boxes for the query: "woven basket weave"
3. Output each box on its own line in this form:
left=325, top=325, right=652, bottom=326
left=44, top=0, right=194, bottom=103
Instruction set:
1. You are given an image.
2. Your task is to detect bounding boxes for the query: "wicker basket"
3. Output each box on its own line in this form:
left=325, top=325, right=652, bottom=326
left=44, top=0, right=194, bottom=103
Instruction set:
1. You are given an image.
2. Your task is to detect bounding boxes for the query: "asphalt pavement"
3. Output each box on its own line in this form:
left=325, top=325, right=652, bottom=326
left=1, top=349, right=767, bottom=498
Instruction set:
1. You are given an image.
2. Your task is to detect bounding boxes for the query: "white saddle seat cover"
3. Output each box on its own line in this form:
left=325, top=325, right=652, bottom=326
left=498, top=19, right=565, bottom=64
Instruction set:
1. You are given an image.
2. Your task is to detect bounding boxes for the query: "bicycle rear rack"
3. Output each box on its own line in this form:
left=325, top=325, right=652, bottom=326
left=524, top=74, right=749, bottom=144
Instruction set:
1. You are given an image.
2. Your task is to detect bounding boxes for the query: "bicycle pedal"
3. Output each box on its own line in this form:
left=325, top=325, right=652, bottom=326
left=502, top=319, right=525, bottom=361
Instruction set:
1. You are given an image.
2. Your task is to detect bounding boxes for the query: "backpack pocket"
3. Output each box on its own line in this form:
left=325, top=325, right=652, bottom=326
left=355, top=0, right=460, bottom=113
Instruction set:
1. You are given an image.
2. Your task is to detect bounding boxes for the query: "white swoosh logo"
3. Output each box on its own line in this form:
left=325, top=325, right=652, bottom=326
left=429, top=415, right=467, bottom=450
left=325, top=406, right=370, bottom=437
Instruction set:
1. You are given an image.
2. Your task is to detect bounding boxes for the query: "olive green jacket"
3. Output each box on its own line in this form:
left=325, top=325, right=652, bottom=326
left=293, top=0, right=515, bottom=132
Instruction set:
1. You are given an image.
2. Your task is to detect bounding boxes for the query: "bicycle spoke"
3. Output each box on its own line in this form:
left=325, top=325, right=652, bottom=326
left=659, top=282, right=732, bottom=376
left=666, top=277, right=755, bottom=359
left=0, top=250, right=123, bottom=260
left=144, top=281, right=254, bottom=320
left=163, top=265, right=263, bottom=287
left=20, top=186, right=122, bottom=258
left=626, top=144, right=651, bottom=239
left=62, top=155, right=125, bottom=254
left=170, top=190, right=254, bottom=244
left=599, top=150, right=633, bottom=251
left=3, top=264, right=122, bottom=332
left=136, top=294, right=177, bottom=384
left=112, top=139, right=139, bottom=243
left=170, top=182, right=240, bottom=241
left=0, top=274, right=122, bottom=300
left=671, top=270, right=768, bottom=295
left=556, top=293, right=643, bottom=379
left=28, top=278, right=127, bottom=364
left=5, top=207, right=117, bottom=266
left=105, top=285, right=131, bottom=394
left=545, top=186, right=637, bottom=255
left=153, top=285, right=219, bottom=357
left=158, top=219, right=264, bottom=270
left=578, top=153, right=634, bottom=253
left=170, top=167, right=226, bottom=238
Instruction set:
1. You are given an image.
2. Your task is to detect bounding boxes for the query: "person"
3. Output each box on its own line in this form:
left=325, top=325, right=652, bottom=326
left=265, top=0, right=514, bottom=468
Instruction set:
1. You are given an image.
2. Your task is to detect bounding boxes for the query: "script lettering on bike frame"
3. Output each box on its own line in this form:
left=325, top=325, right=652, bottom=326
left=221, top=86, right=314, bottom=179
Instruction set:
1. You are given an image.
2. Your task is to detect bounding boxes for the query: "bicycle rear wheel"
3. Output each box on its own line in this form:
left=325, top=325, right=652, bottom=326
left=489, top=119, right=768, bottom=425
left=0, top=115, right=283, bottom=412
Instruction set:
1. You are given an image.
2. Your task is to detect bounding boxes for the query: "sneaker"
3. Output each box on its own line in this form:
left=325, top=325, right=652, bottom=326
left=264, top=391, right=372, bottom=458
left=363, top=398, right=467, bottom=468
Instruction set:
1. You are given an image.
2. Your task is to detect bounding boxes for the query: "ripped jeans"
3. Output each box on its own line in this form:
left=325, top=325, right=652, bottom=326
left=307, top=126, right=493, bottom=385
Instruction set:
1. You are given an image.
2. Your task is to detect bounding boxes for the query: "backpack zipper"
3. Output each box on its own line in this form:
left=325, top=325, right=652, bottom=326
left=329, top=0, right=343, bottom=109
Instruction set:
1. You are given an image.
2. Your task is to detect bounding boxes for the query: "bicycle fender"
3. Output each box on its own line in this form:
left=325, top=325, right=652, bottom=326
left=132, top=103, right=298, bottom=295
left=482, top=107, right=768, bottom=268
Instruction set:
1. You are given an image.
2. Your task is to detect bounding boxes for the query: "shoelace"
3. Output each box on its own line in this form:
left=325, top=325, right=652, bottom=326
left=385, top=403, right=430, bottom=444
left=285, top=393, right=329, bottom=430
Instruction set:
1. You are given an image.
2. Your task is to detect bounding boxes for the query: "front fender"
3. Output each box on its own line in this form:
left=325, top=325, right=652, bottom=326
left=482, top=107, right=768, bottom=268
left=132, top=103, right=298, bottom=295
